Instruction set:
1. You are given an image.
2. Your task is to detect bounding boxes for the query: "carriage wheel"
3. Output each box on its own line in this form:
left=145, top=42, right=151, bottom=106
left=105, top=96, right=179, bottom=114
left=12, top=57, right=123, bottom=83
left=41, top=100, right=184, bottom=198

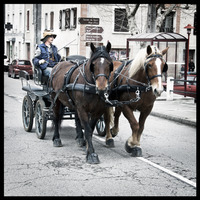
left=22, top=95, right=34, bottom=132
left=35, top=99, right=47, bottom=139
left=96, top=115, right=106, bottom=137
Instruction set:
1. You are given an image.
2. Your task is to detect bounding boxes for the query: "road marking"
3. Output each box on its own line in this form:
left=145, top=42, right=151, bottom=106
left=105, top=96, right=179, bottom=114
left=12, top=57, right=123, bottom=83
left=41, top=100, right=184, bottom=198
left=137, top=157, right=196, bottom=188
left=63, top=122, right=196, bottom=188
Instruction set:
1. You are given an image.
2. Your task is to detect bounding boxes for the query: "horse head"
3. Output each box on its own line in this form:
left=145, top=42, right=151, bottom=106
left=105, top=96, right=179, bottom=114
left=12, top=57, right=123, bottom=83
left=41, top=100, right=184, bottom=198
left=89, top=42, right=113, bottom=96
left=145, top=45, right=169, bottom=97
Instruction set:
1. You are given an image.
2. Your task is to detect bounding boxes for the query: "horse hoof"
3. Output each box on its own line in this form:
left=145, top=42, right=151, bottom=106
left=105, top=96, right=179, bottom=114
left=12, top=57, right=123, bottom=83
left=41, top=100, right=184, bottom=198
left=110, top=128, right=118, bottom=138
left=106, top=138, right=115, bottom=148
left=131, top=146, right=142, bottom=157
left=53, top=138, right=62, bottom=147
left=124, top=141, right=142, bottom=157
left=86, top=153, right=100, bottom=164
left=125, top=141, right=132, bottom=153
left=77, top=138, right=86, bottom=147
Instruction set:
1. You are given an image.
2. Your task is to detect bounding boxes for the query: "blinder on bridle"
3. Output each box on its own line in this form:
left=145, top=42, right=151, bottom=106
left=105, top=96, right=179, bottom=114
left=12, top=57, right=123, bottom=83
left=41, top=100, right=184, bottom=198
left=144, top=54, right=168, bottom=82
left=90, top=46, right=113, bottom=81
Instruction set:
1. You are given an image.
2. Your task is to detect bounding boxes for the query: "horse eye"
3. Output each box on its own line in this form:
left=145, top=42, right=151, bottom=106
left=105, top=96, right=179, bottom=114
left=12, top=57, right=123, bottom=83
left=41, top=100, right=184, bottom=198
left=148, top=64, right=152, bottom=68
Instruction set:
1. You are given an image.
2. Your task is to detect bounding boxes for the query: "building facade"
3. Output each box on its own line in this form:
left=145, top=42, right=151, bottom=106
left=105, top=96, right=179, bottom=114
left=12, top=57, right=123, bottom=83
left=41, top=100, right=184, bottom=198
left=4, top=4, right=196, bottom=75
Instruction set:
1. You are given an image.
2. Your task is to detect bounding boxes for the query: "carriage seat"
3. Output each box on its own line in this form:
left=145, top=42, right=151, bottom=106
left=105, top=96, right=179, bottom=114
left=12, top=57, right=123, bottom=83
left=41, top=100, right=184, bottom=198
left=33, top=65, right=49, bottom=86
left=66, top=55, right=86, bottom=62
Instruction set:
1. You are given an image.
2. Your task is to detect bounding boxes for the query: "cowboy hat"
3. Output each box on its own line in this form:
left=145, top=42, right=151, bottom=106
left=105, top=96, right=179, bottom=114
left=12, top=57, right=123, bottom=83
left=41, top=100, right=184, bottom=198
left=40, top=31, right=57, bottom=41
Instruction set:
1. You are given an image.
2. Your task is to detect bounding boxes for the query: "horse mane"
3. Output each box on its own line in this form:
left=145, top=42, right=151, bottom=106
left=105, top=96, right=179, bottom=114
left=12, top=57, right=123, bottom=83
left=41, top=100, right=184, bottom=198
left=128, top=45, right=161, bottom=78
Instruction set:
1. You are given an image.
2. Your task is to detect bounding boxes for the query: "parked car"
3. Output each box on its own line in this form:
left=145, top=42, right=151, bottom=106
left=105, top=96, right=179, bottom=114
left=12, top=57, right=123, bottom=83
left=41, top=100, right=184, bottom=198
left=173, top=75, right=196, bottom=99
left=8, top=59, right=33, bottom=79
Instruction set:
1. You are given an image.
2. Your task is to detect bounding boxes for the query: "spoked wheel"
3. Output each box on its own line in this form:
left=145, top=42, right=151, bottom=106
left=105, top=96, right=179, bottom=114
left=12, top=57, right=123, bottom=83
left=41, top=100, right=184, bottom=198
left=96, top=115, right=106, bottom=137
left=22, top=95, right=34, bottom=132
left=35, top=99, right=47, bottom=139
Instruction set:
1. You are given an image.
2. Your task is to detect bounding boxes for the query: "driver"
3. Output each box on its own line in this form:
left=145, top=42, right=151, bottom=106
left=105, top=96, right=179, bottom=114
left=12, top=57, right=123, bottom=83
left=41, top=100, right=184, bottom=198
left=32, top=31, right=61, bottom=77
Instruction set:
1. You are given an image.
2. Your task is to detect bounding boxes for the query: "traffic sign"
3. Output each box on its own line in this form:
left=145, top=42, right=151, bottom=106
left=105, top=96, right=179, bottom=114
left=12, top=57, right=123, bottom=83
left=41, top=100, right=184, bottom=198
left=85, top=26, right=104, bottom=33
left=79, top=17, right=99, bottom=25
left=86, top=42, right=103, bottom=46
left=86, top=35, right=103, bottom=41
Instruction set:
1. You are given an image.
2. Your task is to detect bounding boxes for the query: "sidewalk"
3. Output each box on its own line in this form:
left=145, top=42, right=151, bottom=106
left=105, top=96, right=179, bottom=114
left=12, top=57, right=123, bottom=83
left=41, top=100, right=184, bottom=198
left=151, top=92, right=196, bottom=127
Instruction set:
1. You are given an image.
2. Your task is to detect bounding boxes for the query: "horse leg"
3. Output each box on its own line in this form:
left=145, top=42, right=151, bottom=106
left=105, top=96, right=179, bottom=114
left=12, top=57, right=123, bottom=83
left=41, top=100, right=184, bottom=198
left=52, top=100, right=64, bottom=147
left=137, top=106, right=153, bottom=142
left=122, top=105, right=142, bottom=157
left=104, top=107, right=115, bottom=147
left=110, top=107, right=121, bottom=137
left=75, top=111, right=86, bottom=147
left=77, top=108, right=100, bottom=164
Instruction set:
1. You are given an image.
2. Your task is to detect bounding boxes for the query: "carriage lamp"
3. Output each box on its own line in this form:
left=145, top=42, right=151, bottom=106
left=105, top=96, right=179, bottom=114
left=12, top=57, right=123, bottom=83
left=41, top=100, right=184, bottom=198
left=183, top=24, right=195, bottom=97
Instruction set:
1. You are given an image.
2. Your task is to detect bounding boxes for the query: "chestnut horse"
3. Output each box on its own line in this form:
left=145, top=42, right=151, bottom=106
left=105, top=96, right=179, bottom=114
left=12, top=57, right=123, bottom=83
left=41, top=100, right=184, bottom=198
left=50, top=42, right=113, bottom=164
left=105, top=45, right=169, bottom=157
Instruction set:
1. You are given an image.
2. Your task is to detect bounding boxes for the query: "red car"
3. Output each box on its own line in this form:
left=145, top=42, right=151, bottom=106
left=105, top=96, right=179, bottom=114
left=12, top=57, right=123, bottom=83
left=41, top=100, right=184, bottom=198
left=173, top=75, right=196, bottom=99
left=8, top=59, right=33, bottom=79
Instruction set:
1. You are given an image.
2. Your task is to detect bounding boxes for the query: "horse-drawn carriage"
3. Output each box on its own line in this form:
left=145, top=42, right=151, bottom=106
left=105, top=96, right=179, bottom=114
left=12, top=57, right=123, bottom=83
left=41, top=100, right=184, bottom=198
left=20, top=55, right=106, bottom=140
left=20, top=42, right=169, bottom=164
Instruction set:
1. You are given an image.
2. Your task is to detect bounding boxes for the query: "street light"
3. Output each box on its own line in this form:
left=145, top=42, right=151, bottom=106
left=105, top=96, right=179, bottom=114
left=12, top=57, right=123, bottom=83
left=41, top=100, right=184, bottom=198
left=183, top=24, right=194, bottom=97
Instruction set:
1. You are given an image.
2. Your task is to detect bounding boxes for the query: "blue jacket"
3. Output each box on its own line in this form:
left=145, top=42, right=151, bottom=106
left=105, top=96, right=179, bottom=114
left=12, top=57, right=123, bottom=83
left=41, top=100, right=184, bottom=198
left=32, top=43, right=61, bottom=70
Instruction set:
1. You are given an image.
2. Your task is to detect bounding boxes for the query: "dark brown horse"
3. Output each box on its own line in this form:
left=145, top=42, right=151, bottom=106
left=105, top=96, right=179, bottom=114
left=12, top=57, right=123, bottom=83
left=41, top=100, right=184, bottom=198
left=50, top=42, right=113, bottom=164
left=105, top=45, right=169, bottom=157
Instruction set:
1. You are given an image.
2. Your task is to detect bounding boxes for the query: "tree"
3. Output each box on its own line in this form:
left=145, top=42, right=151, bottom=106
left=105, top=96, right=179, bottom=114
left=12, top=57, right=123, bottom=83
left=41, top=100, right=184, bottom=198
left=125, top=4, right=177, bottom=35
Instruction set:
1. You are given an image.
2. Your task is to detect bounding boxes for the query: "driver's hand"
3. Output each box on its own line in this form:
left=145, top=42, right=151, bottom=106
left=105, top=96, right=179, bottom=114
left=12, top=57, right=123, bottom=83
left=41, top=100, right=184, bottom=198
left=39, top=59, right=46, bottom=64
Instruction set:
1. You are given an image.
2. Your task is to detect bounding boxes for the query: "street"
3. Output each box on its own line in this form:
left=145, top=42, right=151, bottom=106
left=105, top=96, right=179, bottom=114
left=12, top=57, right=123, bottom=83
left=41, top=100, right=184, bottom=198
left=4, top=73, right=196, bottom=196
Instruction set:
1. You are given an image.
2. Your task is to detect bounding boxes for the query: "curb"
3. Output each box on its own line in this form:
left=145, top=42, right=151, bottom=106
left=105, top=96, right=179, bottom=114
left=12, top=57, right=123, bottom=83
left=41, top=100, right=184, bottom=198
left=150, top=111, right=196, bottom=127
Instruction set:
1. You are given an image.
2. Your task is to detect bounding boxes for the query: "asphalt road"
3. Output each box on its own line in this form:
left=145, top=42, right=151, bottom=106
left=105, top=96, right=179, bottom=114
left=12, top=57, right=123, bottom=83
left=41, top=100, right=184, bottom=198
left=4, top=73, right=196, bottom=196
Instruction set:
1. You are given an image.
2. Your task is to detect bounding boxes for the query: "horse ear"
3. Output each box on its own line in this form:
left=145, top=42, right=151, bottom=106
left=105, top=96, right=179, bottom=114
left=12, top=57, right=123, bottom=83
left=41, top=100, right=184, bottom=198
left=163, top=62, right=168, bottom=73
left=106, top=41, right=111, bottom=53
left=147, top=45, right=152, bottom=55
left=162, top=47, right=169, bottom=55
left=90, top=43, right=96, bottom=53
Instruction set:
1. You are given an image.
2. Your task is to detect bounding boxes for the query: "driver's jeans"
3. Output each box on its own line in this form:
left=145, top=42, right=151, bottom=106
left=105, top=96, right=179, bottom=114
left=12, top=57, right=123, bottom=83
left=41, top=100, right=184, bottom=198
left=43, top=67, right=52, bottom=77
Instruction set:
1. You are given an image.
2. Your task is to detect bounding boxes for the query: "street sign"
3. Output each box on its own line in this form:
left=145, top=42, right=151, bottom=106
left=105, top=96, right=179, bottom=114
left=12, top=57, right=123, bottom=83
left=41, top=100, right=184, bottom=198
left=79, top=17, right=99, bottom=25
left=85, top=26, right=104, bottom=33
left=86, top=35, right=103, bottom=41
left=5, top=22, right=13, bottom=30
left=86, top=42, right=103, bottom=46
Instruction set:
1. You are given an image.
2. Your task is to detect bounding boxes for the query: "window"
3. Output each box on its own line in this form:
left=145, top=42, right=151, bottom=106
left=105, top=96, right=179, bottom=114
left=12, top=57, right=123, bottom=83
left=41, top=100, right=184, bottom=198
left=65, top=9, right=70, bottom=29
left=18, top=60, right=31, bottom=65
left=160, top=12, right=175, bottom=33
left=27, top=10, right=30, bottom=31
left=45, top=13, right=48, bottom=30
left=110, top=49, right=127, bottom=60
left=50, top=12, right=54, bottom=30
left=114, top=8, right=129, bottom=32
left=59, top=8, right=77, bottom=30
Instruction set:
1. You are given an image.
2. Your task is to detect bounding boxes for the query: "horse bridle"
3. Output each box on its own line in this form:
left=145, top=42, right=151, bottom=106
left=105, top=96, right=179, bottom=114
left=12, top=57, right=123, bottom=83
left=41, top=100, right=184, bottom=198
left=144, top=54, right=166, bottom=82
left=90, top=46, right=113, bottom=84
